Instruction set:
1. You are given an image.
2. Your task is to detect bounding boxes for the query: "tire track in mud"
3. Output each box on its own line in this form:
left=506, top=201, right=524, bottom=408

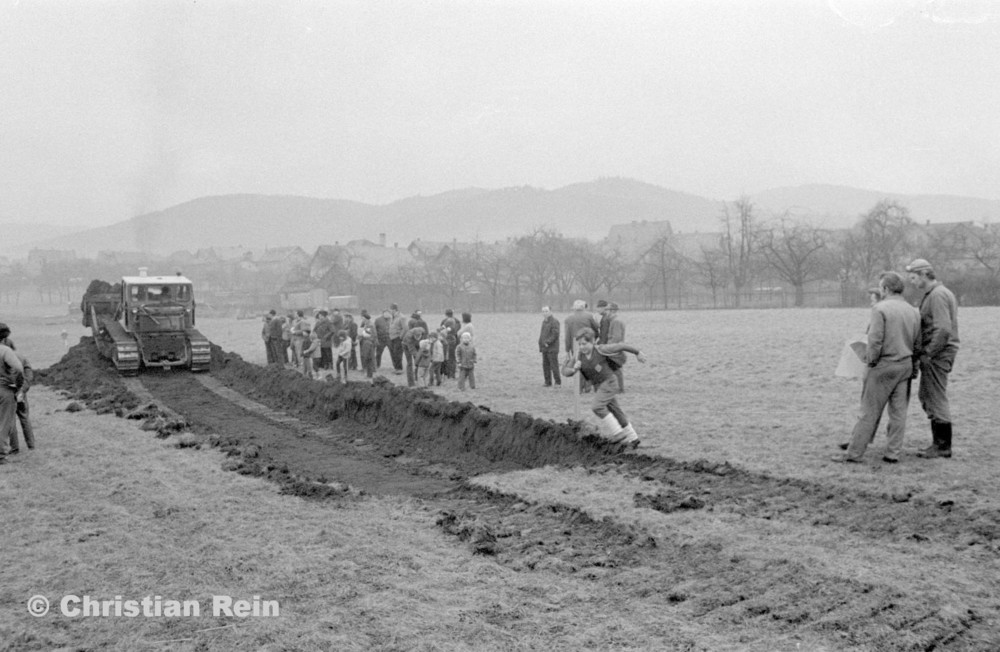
left=38, top=340, right=1000, bottom=650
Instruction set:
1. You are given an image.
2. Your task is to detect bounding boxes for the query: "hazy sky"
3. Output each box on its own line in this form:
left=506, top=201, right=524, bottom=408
left=2, top=0, right=998, bottom=228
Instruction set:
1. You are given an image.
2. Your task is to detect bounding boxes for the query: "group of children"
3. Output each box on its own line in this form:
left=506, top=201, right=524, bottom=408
left=414, top=329, right=477, bottom=389
left=294, top=309, right=478, bottom=390
left=299, top=323, right=377, bottom=382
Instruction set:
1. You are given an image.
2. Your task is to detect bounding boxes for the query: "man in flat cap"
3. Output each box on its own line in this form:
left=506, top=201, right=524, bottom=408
left=906, top=258, right=960, bottom=458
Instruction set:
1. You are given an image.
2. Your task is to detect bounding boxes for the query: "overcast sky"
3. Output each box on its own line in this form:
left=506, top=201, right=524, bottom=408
left=2, top=0, right=998, bottom=228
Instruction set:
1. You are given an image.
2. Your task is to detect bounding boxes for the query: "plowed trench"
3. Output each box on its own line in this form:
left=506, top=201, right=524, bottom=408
left=138, top=370, right=457, bottom=497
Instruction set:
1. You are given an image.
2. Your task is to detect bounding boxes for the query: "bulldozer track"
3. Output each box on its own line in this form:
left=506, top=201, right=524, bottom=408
left=193, top=374, right=331, bottom=437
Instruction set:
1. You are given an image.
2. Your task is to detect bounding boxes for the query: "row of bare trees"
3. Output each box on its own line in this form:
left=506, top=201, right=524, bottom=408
left=7, top=197, right=1000, bottom=310
left=394, top=198, right=1000, bottom=310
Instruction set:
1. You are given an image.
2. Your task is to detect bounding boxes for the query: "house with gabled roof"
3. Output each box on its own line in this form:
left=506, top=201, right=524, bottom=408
left=604, top=220, right=674, bottom=258
left=257, top=246, right=310, bottom=274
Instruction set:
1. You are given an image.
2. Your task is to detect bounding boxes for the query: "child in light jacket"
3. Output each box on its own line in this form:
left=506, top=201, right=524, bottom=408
left=456, top=331, right=477, bottom=390
left=301, top=329, right=319, bottom=379
left=335, top=329, right=352, bottom=381
left=429, top=330, right=446, bottom=386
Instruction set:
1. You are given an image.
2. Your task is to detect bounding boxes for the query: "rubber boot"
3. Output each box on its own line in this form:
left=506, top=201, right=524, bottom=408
left=917, top=422, right=952, bottom=458
left=938, top=422, right=953, bottom=457
left=917, top=421, right=942, bottom=456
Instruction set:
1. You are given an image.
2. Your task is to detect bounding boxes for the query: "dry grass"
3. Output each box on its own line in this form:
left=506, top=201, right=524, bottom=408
left=1, top=387, right=824, bottom=651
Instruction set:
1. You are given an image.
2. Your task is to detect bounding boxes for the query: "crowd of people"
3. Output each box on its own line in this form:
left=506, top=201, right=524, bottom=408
left=261, top=306, right=478, bottom=390
left=0, top=323, right=35, bottom=465
left=0, top=254, right=962, bottom=468
left=255, top=255, right=960, bottom=458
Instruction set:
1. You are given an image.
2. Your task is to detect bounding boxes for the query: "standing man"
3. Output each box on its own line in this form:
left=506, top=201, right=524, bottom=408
left=906, top=258, right=960, bottom=459
left=538, top=306, right=561, bottom=387
left=0, top=323, right=25, bottom=466
left=402, top=325, right=426, bottom=387
left=313, top=311, right=333, bottom=371
left=388, top=304, right=408, bottom=375
left=604, top=302, right=628, bottom=392
left=832, top=272, right=921, bottom=464
left=563, top=299, right=600, bottom=392
left=266, top=310, right=285, bottom=366
left=0, top=337, right=35, bottom=455
left=409, top=310, right=428, bottom=334
left=440, top=309, right=460, bottom=379
left=261, top=312, right=274, bottom=363
left=595, top=299, right=611, bottom=344
left=374, top=309, right=391, bottom=369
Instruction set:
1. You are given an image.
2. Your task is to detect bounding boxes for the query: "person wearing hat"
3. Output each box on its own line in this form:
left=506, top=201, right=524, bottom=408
left=603, top=302, right=629, bottom=392
left=905, top=258, right=960, bottom=458
left=563, top=300, right=600, bottom=393
left=0, top=323, right=25, bottom=465
left=595, top=299, right=611, bottom=343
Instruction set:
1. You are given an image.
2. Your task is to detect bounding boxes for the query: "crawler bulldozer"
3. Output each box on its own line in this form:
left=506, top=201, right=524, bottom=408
left=81, top=272, right=211, bottom=374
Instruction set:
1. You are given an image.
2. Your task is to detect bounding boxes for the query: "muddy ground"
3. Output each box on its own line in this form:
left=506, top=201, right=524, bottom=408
left=37, top=339, right=1000, bottom=650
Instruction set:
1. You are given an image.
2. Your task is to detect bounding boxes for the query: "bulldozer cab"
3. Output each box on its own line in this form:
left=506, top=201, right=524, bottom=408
left=121, top=276, right=196, bottom=334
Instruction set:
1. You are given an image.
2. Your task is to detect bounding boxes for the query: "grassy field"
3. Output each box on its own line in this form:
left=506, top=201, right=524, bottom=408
left=5, top=301, right=999, bottom=507
left=4, top=300, right=1000, bottom=649
left=188, top=306, right=1000, bottom=511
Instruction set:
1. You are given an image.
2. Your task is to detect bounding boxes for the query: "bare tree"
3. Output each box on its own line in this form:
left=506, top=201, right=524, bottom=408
left=548, top=237, right=580, bottom=306
left=695, top=246, right=728, bottom=308
left=848, top=199, right=915, bottom=285
left=758, top=217, right=830, bottom=307
left=600, top=247, right=633, bottom=301
left=640, top=236, right=687, bottom=309
left=512, top=228, right=561, bottom=310
left=573, top=240, right=605, bottom=306
left=471, top=240, right=511, bottom=312
left=718, top=197, right=760, bottom=307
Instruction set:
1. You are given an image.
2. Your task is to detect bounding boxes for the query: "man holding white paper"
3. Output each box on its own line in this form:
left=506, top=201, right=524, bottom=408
left=832, top=272, right=921, bottom=464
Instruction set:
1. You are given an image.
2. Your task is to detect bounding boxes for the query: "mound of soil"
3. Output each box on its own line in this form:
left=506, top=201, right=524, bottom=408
left=206, top=344, right=632, bottom=475
left=35, top=338, right=141, bottom=416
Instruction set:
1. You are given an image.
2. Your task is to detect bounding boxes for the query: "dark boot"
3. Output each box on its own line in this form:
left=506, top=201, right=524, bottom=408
left=917, top=422, right=942, bottom=455
left=917, top=422, right=952, bottom=458
left=938, top=422, right=953, bottom=456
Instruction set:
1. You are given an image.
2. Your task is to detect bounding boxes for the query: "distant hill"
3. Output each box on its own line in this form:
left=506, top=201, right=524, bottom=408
left=0, top=222, right=80, bottom=256
left=750, top=184, right=1000, bottom=229
left=13, top=180, right=1000, bottom=257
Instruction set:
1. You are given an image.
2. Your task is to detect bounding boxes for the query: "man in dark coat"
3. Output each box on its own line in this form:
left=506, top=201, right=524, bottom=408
left=267, top=311, right=285, bottom=366
left=402, top=326, right=426, bottom=387
left=373, top=310, right=391, bottom=369
left=906, top=258, right=960, bottom=459
left=440, top=308, right=460, bottom=379
left=538, top=306, right=561, bottom=387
